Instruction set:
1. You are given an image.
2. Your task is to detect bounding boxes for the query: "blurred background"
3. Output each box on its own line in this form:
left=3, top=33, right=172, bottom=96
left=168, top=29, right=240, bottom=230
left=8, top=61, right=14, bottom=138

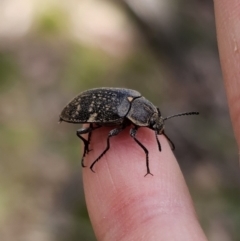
left=0, top=0, right=239, bottom=240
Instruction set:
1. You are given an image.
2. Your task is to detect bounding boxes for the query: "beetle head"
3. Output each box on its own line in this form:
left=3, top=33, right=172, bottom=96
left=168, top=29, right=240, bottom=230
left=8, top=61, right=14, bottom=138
left=149, top=109, right=200, bottom=134
left=149, top=108, right=164, bottom=134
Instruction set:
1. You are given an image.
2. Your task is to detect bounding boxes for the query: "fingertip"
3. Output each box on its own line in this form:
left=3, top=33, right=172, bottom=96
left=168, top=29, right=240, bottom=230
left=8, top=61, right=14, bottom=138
left=82, top=126, right=206, bottom=240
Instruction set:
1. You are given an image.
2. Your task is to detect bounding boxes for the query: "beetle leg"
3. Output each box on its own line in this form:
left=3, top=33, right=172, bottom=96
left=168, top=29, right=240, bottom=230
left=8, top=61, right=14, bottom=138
left=76, top=124, right=101, bottom=167
left=155, top=131, right=161, bottom=152
left=90, top=126, right=125, bottom=173
left=130, top=126, right=153, bottom=177
left=162, top=131, right=175, bottom=150
left=85, top=123, right=101, bottom=152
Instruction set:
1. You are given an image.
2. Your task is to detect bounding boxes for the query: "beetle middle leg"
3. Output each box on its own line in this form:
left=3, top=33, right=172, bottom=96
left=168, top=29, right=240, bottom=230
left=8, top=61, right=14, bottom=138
left=76, top=123, right=101, bottom=167
left=130, top=126, right=153, bottom=176
left=90, top=126, right=125, bottom=172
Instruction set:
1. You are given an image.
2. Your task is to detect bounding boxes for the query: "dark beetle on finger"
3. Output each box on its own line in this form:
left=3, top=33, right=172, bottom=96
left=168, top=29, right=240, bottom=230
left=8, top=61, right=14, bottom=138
left=59, top=87, right=199, bottom=176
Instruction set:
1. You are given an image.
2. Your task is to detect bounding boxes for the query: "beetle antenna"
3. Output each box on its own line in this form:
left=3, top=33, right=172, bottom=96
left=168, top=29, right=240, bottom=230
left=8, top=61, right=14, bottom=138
left=163, top=112, right=199, bottom=121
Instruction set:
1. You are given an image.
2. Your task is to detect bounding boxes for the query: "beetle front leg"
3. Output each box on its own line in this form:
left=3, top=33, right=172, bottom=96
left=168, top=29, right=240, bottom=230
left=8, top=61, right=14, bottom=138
left=130, top=127, right=153, bottom=177
left=155, top=131, right=162, bottom=152
left=76, top=124, right=101, bottom=167
left=162, top=131, right=175, bottom=150
left=155, top=130, right=174, bottom=151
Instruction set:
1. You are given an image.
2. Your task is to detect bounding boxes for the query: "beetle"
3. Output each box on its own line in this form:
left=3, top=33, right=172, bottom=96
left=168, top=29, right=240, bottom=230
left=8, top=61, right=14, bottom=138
left=59, top=87, right=199, bottom=176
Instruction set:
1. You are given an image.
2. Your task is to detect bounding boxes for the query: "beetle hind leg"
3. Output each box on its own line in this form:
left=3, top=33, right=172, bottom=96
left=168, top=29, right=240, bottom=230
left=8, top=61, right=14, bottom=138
left=76, top=124, right=101, bottom=167
left=130, top=127, right=153, bottom=177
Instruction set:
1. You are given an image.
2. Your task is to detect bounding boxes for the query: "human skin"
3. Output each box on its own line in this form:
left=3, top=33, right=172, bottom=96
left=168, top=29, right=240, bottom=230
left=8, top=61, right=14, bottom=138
left=83, top=127, right=207, bottom=241
left=214, top=0, right=240, bottom=150
left=82, top=1, right=239, bottom=240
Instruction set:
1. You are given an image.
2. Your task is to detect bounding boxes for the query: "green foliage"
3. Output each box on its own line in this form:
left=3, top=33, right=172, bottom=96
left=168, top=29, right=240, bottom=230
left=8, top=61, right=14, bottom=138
left=35, top=8, right=68, bottom=35
left=63, top=45, right=111, bottom=90
left=0, top=53, right=18, bottom=92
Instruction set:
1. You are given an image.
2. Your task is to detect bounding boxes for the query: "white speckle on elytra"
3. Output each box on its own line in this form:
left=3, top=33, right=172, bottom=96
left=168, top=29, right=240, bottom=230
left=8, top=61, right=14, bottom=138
left=88, top=113, right=98, bottom=122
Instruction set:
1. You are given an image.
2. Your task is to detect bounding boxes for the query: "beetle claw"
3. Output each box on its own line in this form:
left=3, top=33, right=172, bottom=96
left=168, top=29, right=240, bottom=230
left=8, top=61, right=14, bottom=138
left=144, top=172, right=154, bottom=177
